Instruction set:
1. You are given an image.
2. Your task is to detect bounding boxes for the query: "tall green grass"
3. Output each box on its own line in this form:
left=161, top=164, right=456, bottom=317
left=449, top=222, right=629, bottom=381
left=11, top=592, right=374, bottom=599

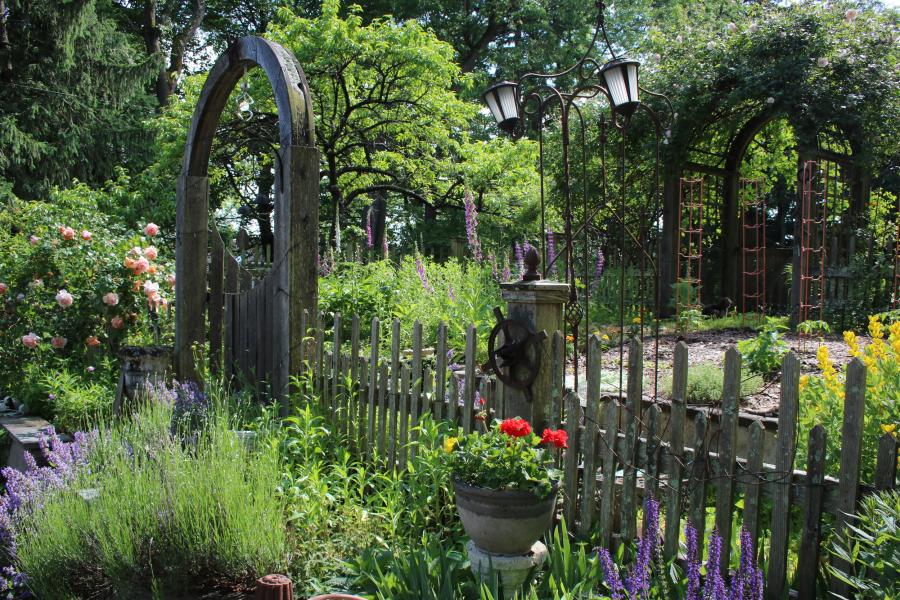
left=16, top=399, right=286, bottom=598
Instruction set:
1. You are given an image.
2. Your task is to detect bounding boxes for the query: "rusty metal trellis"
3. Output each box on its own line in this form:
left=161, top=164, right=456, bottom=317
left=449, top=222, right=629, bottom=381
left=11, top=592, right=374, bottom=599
left=798, top=160, right=827, bottom=326
left=676, top=177, right=704, bottom=315
left=740, top=178, right=766, bottom=320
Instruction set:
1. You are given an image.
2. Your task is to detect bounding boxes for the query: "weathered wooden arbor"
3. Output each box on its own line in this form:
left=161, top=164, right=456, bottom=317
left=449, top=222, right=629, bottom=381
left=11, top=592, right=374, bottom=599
left=175, top=37, right=319, bottom=409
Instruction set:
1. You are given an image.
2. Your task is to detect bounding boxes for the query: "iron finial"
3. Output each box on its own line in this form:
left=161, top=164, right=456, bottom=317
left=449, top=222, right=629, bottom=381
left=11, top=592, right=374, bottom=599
left=522, top=246, right=541, bottom=281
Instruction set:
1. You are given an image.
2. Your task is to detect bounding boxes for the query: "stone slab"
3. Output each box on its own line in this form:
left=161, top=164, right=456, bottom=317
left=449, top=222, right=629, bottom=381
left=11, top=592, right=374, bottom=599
left=1, top=415, right=52, bottom=472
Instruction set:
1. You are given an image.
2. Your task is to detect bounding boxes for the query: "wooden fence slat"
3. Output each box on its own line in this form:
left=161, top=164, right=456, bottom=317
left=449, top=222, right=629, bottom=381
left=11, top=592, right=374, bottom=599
left=664, top=342, right=688, bottom=560
left=340, top=352, right=350, bottom=437
left=550, top=331, right=565, bottom=428
left=298, top=308, right=309, bottom=371
left=357, top=357, right=367, bottom=453
left=323, top=351, right=333, bottom=414
left=223, top=254, right=238, bottom=378
left=564, top=390, right=581, bottom=533
left=597, top=394, right=618, bottom=549
left=423, top=366, right=433, bottom=417
left=410, top=321, right=423, bottom=457
left=315, top=311, right=325, bottom=397
left=332, top=313, right=342, bottom=413
left=350, top=314, right=360, bottom=384
left=388, top=319, right=401, bottom=470
left=209, top=231, right=224, bottom=374
left=399, top=364, right=411, bottom=471
left=463, top=325, right=477, bottom=434
left=689, top=412, right=709, bottom=560
left=645, top=404, right=661, bottom=505
left=796, top=424, right=826, bottom=600
left=435, top=322, right=447, bottom=421
left=579, top=335, right=602, bottom=538
left=621, top=337, right=643, bottom=543
left=448, top=370, right=459, bottom=423
left=743, top=420, right=765, bottom=554
left=715, top=347, right=742, bottom=576
left=766, top=351, right=800, bottom=600
left=830, top=358, right=867, bottom=599
left=378, top=361, right=389, bottom=463
left=875, top=432, right=898, bottom=491
left=366, top=317, right=380, bottom=461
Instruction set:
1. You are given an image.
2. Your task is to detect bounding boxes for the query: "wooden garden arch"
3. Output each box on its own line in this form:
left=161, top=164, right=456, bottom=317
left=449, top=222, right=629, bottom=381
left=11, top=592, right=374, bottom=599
left=175, top=36, right=319, bottom=409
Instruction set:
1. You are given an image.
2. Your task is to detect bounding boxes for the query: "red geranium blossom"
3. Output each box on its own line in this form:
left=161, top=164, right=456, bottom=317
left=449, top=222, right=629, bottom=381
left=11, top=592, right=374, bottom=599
left=541, top=428, right=568, bottom=449
left=499, top=417, right=532, bottom=438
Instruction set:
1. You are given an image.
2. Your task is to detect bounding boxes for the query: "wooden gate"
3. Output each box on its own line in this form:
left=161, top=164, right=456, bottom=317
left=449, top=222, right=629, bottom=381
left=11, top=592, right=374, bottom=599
left=175, top=37, right=319, bottom=411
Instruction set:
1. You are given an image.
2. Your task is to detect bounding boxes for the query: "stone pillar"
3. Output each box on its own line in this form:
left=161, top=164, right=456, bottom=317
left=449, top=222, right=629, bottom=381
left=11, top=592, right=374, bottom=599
left=499, top=279, right=569, bottom=432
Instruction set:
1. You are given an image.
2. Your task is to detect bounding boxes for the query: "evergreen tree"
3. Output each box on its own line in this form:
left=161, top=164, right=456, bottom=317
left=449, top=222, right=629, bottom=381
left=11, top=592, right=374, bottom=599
left=0, top=0, right=156, bottom=199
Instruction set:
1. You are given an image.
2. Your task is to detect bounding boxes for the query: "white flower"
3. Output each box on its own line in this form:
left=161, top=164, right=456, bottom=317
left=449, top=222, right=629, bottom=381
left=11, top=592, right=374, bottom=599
left=676, top=34, right=683, bottom=43
left=817, top=57, right=830, bottom=68
left=707, top=41, right=716, bottom=50
left=766, top=97, right=775, bottom=105
left=726, top=22, right=737, bottom=33
left=845, top=8, right=858, bottom=23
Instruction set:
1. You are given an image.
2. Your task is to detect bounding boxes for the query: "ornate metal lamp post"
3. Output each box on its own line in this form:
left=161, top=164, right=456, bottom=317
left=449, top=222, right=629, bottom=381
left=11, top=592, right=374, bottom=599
left=483, top=0, right=672, bottom=395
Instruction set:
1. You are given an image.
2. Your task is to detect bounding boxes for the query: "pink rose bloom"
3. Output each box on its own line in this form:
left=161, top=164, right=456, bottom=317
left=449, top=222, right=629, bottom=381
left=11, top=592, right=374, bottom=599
left=143, top=281, right=160, bottom=297
left=29, top=235, right=40, bottom=245
left=102, top=292, right=119, bottom=306
left=51, top=336, right=67, bottom=349
left=149, top=293, right=163, bottom=307
left=61, top=226, right=75, bottom=240
left=0, top=283, right=7, bottom=295
left=21, top=333, right=39, bottom=349
left=81, top=230, right=92, bottom=241
left=166, top=273, right=176, bottom=287
left=85, top=335, right=101, bottom=347
left=129, top=246, right=143, bottom=257
left=55, top=289, right=74, bottom=308
left=86, top=366, right=95, bottom=373
left=111, top=316, right=125, bottom=330
left=144, top=246, right=158, bottom=260
left=133, top=257, right=150, bottom=274
left=144, top=223, right=160, bottom=237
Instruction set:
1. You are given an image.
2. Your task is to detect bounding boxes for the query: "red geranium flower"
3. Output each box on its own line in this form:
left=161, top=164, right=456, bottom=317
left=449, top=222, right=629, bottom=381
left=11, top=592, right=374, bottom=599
left=541, top=428, right=568, bottom=449
left=499, top=417, right=532, bottom=438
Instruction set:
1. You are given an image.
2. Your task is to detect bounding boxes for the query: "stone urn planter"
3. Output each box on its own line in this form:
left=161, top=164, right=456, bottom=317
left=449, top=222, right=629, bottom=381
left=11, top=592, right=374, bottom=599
left=453, top=480, right=558, bottom=555
left=114, top=345, right=173, bottom=414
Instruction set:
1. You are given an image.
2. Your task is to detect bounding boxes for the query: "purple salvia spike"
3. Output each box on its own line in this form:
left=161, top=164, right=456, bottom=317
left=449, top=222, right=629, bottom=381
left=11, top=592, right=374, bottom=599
left=685, top=522, right=701, bottom=600
left=596, top=547, right=624, bottom=600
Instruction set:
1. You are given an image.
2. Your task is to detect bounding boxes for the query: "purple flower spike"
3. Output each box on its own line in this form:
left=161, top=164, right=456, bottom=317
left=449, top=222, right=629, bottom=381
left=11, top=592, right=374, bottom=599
left=625, top=495, right=659, bottom=599
left=596, top=547, right=624, bottom=600
left=514, top=242, right=524, bottom=276
left=415, top=256, right=433, bottom=293
left=704, top=529, right=727, bottom=600
left=464, top=191, right=482, bottom=262
left=685, top=522, right=701, bottom=600
left=592, top=248, right=605, bottom=292
left=546, top=230, right=558, bottom=277
left=365, top=210, right=374, bottom=249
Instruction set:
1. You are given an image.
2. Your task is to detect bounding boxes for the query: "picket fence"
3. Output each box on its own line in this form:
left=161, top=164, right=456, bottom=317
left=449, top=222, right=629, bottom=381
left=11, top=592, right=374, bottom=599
left=283, top=310, right=899, bottom=600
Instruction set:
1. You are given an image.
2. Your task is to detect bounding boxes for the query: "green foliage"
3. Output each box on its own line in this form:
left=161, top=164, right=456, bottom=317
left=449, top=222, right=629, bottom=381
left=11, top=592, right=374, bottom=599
left=446, top=421, right=562, bottom=499
left=829, top=491, right=900, bottom=599
left=15, top=399, right=286, bottom=597
left=0, top=189, right=174, bottom=408
left=796, top=319, right=831, bottom=337
left=737, top=318, right=789, bottom=377
left=661, top=363, right=764, bottom=405
left=0, top=0, right=157, bottom=199
left=37, top=367, right=113, bottom=433
left=319, top=256, right=501, bottom=360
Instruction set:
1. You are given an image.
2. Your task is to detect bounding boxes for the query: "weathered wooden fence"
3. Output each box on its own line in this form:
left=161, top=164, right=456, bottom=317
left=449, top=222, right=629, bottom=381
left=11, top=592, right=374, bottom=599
left=296, top=311, right=899, bottom=599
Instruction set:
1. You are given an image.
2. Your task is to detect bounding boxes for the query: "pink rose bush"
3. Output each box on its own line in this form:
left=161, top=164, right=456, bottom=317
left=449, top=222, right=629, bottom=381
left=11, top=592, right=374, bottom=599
left=0, top=190, right=174, bottom=413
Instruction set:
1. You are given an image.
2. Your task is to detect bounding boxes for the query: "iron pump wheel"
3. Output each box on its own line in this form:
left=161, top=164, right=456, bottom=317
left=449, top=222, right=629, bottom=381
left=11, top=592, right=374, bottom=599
left=487, top=307, right=546, bottom=403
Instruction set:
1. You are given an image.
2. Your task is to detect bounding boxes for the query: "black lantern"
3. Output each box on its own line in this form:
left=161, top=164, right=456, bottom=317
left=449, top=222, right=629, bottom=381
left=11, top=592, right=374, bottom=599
left=482, top=81, right=520, bottom=134
left=599, top=58, right=640, bottom=117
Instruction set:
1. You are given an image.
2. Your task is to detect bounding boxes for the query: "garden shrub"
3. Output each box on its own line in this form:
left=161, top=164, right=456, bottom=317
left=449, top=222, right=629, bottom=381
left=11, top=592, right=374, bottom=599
left=736, top=317, right=789, bottom=377
left=0, top=187, right=173, bottom=422
left=14, top=394, right=285, bottom=598
left=661, top=362, right=764, bottom=404
left=829, top=491, right=900, bottom=598
left=799, top=315, right=900, bottom=478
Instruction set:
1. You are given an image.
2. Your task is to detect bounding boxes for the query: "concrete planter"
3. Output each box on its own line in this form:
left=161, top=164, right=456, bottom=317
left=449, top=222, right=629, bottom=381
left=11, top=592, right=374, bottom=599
left=453, top=480, right=557, bottom=555
left=114, top=345, right=172, bottom=414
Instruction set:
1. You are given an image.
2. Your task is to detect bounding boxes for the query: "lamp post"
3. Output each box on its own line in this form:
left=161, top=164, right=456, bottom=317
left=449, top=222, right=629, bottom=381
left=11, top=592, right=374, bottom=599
left=482, top=0, right=672, bottom=395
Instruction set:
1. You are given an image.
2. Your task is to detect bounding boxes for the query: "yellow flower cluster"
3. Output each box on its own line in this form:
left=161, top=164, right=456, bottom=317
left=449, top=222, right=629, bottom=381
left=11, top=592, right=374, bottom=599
left=843, top=330, right=860, bottom=357
left=443, top=437, right=458, bottom=453
left=816, top=345, right=844, bottom=399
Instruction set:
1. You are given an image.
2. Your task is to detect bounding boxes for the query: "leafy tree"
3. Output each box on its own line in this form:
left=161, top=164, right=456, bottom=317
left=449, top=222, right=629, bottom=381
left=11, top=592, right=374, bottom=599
left=0, top=0, right=157, bottom=199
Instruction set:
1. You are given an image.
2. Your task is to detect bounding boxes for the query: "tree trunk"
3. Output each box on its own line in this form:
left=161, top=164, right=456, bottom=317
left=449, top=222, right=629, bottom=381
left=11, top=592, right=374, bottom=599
left=370, top=190, right=387, bottom=256
left=0, top=0, right=12, bottom=80
left=141, top=1, right=169, bottom=107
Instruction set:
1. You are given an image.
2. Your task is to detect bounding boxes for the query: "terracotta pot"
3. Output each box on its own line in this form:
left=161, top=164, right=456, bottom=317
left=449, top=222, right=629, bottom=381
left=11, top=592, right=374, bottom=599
left=114, top=345, right=172, bottom=414
left=453, top=480, right=558, bottom=555
left=255, top=574, right=293, bottom=600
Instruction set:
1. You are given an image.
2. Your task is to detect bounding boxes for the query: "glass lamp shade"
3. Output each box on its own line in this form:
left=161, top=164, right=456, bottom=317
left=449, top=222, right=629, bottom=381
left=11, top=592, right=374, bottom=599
left=483, top=81, right=520, bottom=134
left=600, top=58, right=640, bottom=116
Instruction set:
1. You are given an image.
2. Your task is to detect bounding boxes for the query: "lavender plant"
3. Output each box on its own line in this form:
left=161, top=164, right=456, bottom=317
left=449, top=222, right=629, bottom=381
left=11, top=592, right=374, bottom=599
left=684, top=524, right=763, bottom=600
left=0, top=427, right=94, bottom=598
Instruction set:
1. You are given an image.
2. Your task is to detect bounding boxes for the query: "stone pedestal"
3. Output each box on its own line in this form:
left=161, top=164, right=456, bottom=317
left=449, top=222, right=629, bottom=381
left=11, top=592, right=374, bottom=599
left=499, top=280, right=570, bottom=431
left=467, top=540, right=548, bottom=599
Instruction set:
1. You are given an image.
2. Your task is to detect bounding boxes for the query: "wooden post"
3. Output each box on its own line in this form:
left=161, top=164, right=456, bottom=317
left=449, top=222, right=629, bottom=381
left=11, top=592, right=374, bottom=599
left=175, top=174, right=209, bottom=381
left=664, top=342, right=688, bottom=560
left=564, top=390, right=581, bottom=533
left=435, top=322, right=447, bottom=421
left=579, top=335, right=602, bottom=538
left=597, top=394, right=618, bottom=549
left=715, top=347, right=741, bottom=576
left=621, top=337, right=643, bottom=543
left=463, top=325, right=477, bottom=434
left=766, top=351, right=800, bottom=600
left=875, top=433, right=898, bottom=491
left=742, top=421, right=765, bottom=554
left=366, top=317, right=379, bottom=461
left=689, top=412, right=709, bottom=559
left=796, top=425, right=826, bottom=600
left=830, top=358, right=867, bottom=599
